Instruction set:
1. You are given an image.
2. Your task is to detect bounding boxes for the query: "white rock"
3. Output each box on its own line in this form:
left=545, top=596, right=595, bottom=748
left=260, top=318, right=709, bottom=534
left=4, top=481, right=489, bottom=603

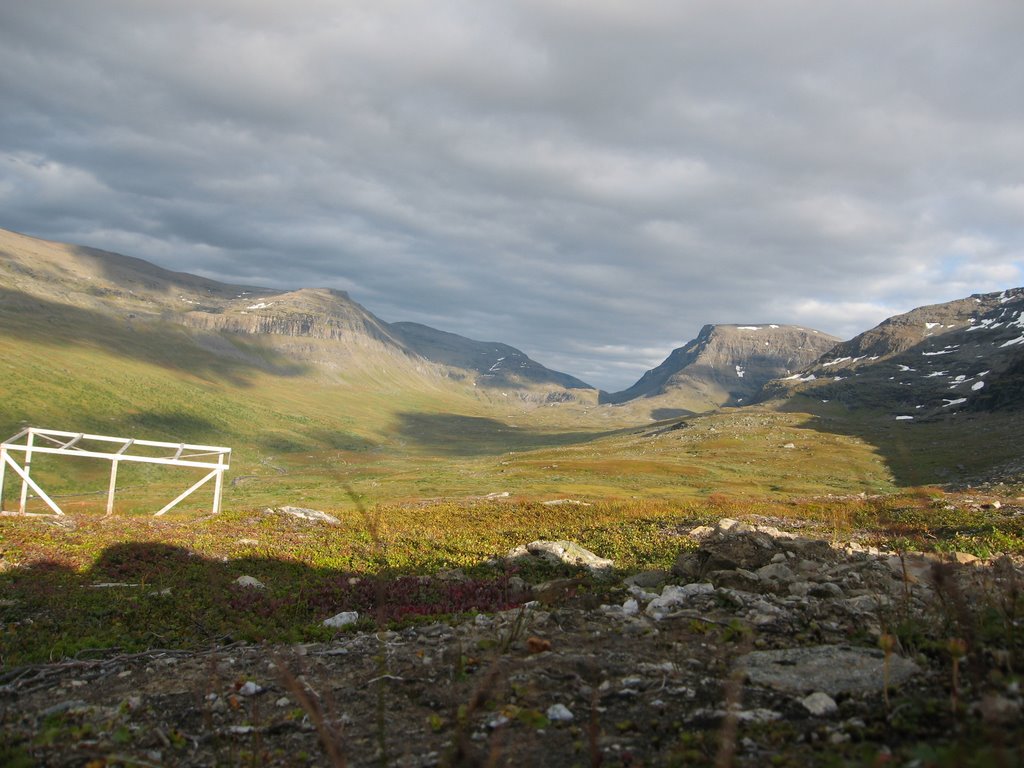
left=488, top=714, right=510, bottom=729
left=234, top=576, right=265, bottom=589
left=627, top=585, right=659, bottom=602
left=238, top=681, right=263, bottom=696
left=275, top=506, right=341, bottom=525
left=802, top=691, right=839, bottom=716
left=546, top=703, right=574, bottom=722
left=687, top=525, right=716, bottom=540
left=645, top=583, right=714, bottom=619
left=323, top=611, right=359, bottom=628
left=621, top=598, right=639, bottom=616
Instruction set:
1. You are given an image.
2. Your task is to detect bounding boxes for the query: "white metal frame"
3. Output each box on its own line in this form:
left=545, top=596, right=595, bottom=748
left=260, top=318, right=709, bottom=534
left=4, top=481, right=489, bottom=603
left=0, top=427, right=231, bottom=517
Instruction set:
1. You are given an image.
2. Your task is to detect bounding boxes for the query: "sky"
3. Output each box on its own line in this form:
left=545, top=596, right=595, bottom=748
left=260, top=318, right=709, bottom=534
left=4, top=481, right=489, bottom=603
left=1, top=1, right=1023, bottom=391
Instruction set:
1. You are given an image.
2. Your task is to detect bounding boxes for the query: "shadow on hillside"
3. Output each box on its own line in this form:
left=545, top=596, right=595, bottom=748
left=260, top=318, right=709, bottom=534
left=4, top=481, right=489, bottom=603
left=651, top=408, right=696, bottom=421
left=775, top=397, right=1024, bottom=488
left=0, top=541, right=529, bottom=665
left=763, top=325, right=1024, bottom=488
left=395, top=412, right=613, bottom=456
left=0, top=286, right=308, bottom=387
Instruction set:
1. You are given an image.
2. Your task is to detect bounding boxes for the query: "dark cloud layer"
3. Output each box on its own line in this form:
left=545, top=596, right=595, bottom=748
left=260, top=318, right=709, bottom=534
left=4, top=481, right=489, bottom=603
left=2, top=1, right=1022, bottom=390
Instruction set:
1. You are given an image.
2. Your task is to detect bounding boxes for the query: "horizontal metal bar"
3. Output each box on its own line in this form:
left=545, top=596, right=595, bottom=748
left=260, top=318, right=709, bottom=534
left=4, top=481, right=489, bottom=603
left=5, top=429, right=230, bottom=453
left=0, top=444, right=230, bottom=470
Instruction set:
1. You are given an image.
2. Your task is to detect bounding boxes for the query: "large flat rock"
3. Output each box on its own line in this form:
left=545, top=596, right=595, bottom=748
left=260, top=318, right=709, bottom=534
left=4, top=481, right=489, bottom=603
left=739, top=645, right=919, bottom=697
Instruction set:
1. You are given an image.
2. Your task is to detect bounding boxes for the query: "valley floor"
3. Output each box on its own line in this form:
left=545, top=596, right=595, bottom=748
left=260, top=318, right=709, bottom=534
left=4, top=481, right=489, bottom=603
left=2, top=501, right=1023, bottom=767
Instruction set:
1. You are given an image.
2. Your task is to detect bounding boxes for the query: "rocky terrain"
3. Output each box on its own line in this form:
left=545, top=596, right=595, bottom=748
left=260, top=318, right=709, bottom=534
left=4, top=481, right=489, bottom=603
left=603, top=325, right=839, bottom=414
left=765, top=288, right=1024, bottom=416
left=3, top=517, right=1021, bottom=767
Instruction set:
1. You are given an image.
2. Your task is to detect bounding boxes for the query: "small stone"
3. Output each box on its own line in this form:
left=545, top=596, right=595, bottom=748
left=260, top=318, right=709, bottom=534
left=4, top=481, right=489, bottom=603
left=323, top=611, right=359, bottom=628
left=238, top=681, right=263, bottom=696
left=808, top=582, right=844, bottom=599
left=546, top=703, right=574, bottom=722
left=645, top=583, right=714, bottom=619
left=789, top=581, right=812, bottom=597
left=782, top=443, right=796, bottom=449
left=488, top=714, right=510, bottom=729
left=622, top=598, right=639, bottom=616
left=624, top=569, right=671, bottom=588
left=951, top=552, right=979, bottom=565
left=802, top=691, right=839, bottom=716
left=234, top=575, right=265, bottom=589
left=756, top=563, right=796, bottom=583
left=687, top=525, right=715, bottom=540
left=276, top=697, right=290, bottom=708
left=976, top=693, right=1021, bottom=725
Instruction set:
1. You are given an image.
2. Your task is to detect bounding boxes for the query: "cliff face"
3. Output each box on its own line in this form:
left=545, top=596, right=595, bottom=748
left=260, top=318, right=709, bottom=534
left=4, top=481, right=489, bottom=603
left=765, top=288, right=1024, bottom=415
left=603, top=324, right=839, bottom=412
left=183, top=288, right=402, bottom=346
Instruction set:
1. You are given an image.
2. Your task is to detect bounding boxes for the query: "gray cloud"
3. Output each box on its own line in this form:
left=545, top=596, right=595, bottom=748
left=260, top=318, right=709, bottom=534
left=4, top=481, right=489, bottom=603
left=2, top=0, right=1023, bottom=390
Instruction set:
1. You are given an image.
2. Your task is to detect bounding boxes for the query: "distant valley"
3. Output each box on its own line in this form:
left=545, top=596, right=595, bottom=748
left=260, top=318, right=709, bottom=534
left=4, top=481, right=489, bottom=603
left=1, top=226, right=1023, bottom=511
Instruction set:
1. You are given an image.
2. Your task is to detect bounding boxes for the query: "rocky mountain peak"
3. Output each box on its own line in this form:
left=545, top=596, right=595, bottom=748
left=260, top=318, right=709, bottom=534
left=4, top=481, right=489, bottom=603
left=602, top=323, right=840, bottom=413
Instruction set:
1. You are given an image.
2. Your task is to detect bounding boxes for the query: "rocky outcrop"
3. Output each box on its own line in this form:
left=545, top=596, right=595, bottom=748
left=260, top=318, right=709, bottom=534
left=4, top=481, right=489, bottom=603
left=603, top=324, right=839, bottom=411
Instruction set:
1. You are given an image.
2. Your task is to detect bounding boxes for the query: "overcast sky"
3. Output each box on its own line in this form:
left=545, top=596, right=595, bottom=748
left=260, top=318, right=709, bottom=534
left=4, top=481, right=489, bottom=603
left=2, top=1, right=1022, bottom=390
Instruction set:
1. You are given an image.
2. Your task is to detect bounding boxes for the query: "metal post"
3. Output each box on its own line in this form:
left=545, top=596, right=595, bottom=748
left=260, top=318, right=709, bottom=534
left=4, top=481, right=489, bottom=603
left=212, top=452, right=224, bottom=514
left=0, top=446, right=6, bottom=512
left=106, top=459, right=119, bottom=516
left=19, top=430, right=34, bottom=514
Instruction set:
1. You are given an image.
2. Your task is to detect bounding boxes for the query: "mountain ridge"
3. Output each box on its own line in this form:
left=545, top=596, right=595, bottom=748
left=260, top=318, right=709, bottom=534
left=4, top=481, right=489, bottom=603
left=763, top=287, right=1024, bottom=416
left=0, top=227, right=591, bottom=396
left=603, top=323, right=840, bottom=413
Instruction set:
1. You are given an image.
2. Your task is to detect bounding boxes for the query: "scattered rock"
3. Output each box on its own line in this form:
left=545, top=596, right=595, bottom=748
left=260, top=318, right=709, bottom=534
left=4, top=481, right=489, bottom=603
left=508, top=540, right=613, bottom=574
left=740, top=645, right=919, bottom=696
left=645, top=583, right=714, bottom=619
left=270, top=506, right=341, bottom=525
left=546, top=703, right=574, bottom=722
left=623, top=569, right=670, bottom=588
left=237, top=681, right=263, bottom=696
left=323, top=611, right=359, bottom=628
left=801, top=691, right=839, bottom=717
left=234, top=575, right=265, bottom=589
left=975, top=693, right=1021, bottom=725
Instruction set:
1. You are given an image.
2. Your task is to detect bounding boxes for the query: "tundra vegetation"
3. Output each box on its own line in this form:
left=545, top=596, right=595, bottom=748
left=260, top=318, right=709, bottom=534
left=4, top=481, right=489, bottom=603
left=1, top=238, right=1022, bottom=764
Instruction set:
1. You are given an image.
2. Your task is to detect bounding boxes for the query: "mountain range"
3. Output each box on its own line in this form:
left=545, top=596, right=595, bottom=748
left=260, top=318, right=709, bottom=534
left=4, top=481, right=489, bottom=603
left=2, top=226, right=1023, bottom=423
left=764, top=288, right=1024, bottom=417
left=0, top=228, right=592, bottom=401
